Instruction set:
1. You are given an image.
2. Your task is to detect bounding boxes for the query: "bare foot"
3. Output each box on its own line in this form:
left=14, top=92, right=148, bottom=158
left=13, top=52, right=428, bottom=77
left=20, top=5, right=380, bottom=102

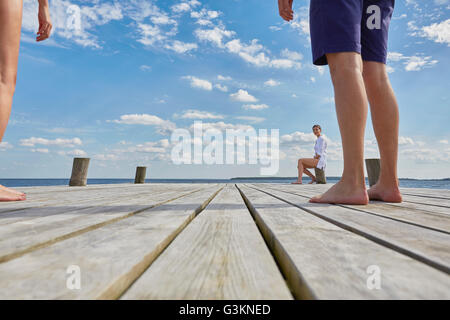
left=309, top=180, right=369, bottom=205
left=0, top=184, right=25, bottom=196
left=291, top=180, right=302, bottom=184
left=308, top=178, right=316, bottom=184
left=368, top=182, right=402, bottom=203
left=0, top=189, right=26, bottom=202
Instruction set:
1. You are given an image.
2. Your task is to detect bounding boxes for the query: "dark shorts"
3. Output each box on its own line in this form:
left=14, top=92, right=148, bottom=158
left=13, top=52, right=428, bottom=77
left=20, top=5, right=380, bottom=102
left=309, top=0, right=395, bottom=66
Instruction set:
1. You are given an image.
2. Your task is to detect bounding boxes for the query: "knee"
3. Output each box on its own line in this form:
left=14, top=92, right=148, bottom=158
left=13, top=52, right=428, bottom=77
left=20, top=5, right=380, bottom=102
left=362, top=62, right=389, bottom=89
left=0, top=72, right=18, bottom=96
left=327, top=53, right=363, bottom=81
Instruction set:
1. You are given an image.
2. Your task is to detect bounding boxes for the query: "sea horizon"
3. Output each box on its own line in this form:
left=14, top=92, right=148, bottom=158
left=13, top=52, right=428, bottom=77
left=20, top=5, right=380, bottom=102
left=1, top=177, right=450, bottom=189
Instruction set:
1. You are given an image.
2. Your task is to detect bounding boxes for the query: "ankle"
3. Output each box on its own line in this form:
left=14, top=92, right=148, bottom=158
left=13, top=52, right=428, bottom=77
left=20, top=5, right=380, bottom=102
left=376, top=176, right=400, bottom=189
left=340, top=174, right=366, bottom=188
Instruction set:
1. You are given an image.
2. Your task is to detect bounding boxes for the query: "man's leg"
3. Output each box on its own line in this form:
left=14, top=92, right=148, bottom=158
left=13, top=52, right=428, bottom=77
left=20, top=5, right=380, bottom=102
left=0, top=0, right=26, bottom=201
left=362, top=61, right=402, bottom=202
left=310, top=52, right=369, bottom=204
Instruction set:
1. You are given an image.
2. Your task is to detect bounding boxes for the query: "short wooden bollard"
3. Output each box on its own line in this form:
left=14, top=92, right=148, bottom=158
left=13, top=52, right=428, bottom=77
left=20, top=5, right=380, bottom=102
left=134, top=166, right=147, bottom=184
left=365, top=158, right=380, bottom=187
left=69, top=158, right=90, bottom=186
left=314, top=167, right=327, bottom=184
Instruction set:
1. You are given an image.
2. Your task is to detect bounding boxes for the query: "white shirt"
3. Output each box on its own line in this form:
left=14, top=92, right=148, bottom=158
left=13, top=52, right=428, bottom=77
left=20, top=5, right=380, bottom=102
left=314, top=136, right=327, bottom=170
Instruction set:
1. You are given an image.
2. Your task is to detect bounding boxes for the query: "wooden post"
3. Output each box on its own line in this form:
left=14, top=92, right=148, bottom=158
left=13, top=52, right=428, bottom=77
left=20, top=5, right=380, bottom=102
left=135, top=166, right=147, bottom=184
left=69, top=158, right=90, bottom=186
left=365, top=158, right=380, bottom=187
left=314, top=168, right=327, bottom=184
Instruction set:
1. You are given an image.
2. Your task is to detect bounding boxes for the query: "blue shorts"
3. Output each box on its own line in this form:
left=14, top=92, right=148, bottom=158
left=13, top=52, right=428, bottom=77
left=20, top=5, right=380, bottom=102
left=309, top=0, right=395, bottom=66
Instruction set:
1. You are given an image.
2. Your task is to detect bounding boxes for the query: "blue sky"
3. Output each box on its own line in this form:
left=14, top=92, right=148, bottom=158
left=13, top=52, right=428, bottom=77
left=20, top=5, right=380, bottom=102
left=0, top=0, right=449, bottom=179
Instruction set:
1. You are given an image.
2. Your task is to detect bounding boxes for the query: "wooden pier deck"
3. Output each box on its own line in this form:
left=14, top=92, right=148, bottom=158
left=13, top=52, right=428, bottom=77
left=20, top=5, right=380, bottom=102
left=0, top=183, right=449, bottom=299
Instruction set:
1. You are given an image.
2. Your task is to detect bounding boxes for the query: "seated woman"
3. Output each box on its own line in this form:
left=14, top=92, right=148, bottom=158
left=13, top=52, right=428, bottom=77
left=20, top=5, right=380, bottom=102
left=292, top=124, right=327, bottom=184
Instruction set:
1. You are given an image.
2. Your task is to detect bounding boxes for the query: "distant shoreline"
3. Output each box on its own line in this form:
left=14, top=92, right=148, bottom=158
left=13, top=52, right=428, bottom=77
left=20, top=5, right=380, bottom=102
left=1, top=177, right=449, bottom=181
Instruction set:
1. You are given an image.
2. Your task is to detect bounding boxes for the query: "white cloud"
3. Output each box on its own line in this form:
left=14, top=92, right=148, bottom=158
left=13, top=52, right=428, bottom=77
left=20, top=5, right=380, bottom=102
left=270, top=59, right=302, bottom=69
left=217, top=75, right=232, bottom=81
left=195, top=26, right=235, bottom=47
left=235, top=116, right=265, bottom=123
left=151, top=14, right=177, bottom=25
left=179, top=109, right=224, bottom=120
left=387, top=52, right=405, bottom=62
left=289, top=6, right=310, bottom=37
left=137, top=23, right=166, bottom=46
left=165, top=40, right=197, bottom=53
left=0, top=141, right=13, bottom=151
left=31, top=148, right=49, bottom=153
left=281, top=131, right=317, bottom=144
left=191, top=8, right=221, bottom=26
left=386, top=65, right=395, bottom=73
left=316, top=66, right=325, bottom=75
left=93, top=153, right=119, bottom=161
left=404, top=56, right=438, bottom=71
left=182, top=76, right=213, bottom=91
left=20, top=137, right=82, bottom=147
left=58, top=149, right=87, bottom=157
left=242, top=104, right=269, bottom=110
left=230, top=89, right=258, bottom=102
left=421, top=19, right=450, bottom=46
left=264, top=79, right=281, bottom=87
left=0, top=142, right=13, bottom=151
left=189, top=121, right=254, bottom=132
left=109, top=114, right=176, bottom=135
left=280, top=48, right=303, bottom=61
left=171, top=1, right=200, bottom=13
left=387, top=52, right=438, bottom=71
left=214, top=83, right=228, bottom=92
left=399, top=136, right=415, bottom=145
left=139, top=65, right=151, bottom=71
left=439, top=139, right=449, bottom=144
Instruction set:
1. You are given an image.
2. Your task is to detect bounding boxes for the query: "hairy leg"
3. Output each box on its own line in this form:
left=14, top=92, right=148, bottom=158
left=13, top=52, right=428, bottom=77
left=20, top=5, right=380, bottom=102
left=310, top=52, right=369, bottom=205
left=0, top=0, right=25, bottom=201
left=362, top=61, right=402, bottom=202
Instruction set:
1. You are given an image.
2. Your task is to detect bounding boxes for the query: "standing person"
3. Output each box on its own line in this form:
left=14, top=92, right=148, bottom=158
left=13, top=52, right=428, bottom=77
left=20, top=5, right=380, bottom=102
left=292, top=124, right=327, bottom=184
left=278, top=0, right=402, bottom=204
left=0, top=0, right=52, bottom=201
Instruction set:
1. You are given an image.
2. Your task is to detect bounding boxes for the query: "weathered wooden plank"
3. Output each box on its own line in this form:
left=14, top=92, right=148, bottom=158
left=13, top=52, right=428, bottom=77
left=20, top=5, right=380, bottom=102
left=248, top=184, right=450, bottom=275
left=400, top=188, right=450, bottom=199
left=0, top=185, right=223, bottom=299
left=0, top=184, right=197, bottom=225
left=121, top=184, right=293, bottom=300
left=236, top=184, right=450, bottom=299
left=0, top=183, right=199, bottom=212
left=271, top=183, right=450, bottom=215
left=0, top=185, right=214, bottom=263
left=384, top=201, right=450, bottom=216
left=266, top=184, right=450, bottom=234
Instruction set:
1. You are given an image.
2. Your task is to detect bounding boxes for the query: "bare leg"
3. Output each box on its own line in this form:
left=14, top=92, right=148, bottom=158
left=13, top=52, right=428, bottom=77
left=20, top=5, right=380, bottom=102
left=292, top=158, right=317, bottom=184
left=310, top=52, right=369, bottom=205
left=363, top=61, right=402, bottom=202
left=303, top=168, right=316, bottom=183
left=0, top=0, right=25, bottom=201
left=292, top=158, right=304, bottom=184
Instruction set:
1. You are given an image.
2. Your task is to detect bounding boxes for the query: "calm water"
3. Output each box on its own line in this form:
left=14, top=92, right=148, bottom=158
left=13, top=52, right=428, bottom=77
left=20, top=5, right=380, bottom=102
left=1, top=177, right=450, bottom=189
